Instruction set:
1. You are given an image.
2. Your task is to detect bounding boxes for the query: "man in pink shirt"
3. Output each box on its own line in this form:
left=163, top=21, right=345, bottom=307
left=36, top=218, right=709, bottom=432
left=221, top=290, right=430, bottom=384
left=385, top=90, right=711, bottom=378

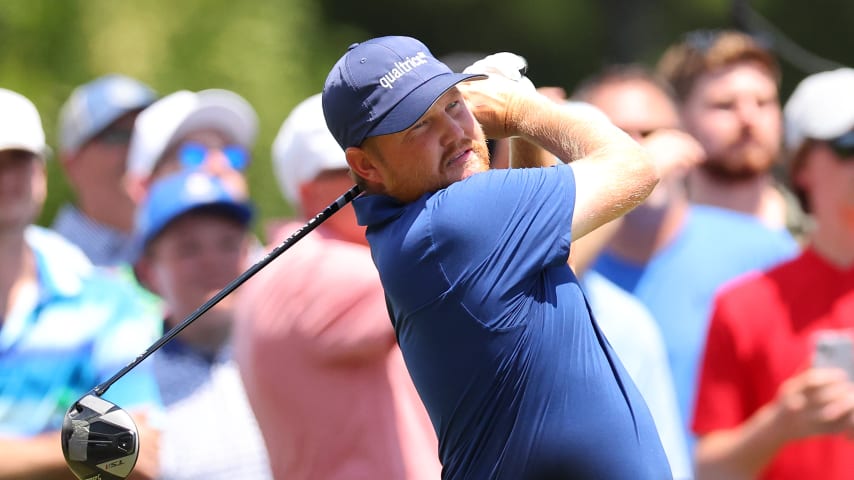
left=233, top=93, right=441, bottom=480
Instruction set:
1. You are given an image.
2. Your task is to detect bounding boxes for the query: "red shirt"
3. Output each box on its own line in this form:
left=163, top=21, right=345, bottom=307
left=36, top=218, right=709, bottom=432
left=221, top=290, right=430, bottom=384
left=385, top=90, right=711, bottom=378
left=693, top=248, right=854, bottom=479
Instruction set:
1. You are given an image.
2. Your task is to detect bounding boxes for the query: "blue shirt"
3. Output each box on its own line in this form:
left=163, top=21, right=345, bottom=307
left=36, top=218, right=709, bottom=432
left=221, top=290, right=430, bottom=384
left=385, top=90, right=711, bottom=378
left=593, top=205, right=798, bottom=452
left=354, top=165, right=671, bottom=480
left=0, top=226, right=161, bottom=437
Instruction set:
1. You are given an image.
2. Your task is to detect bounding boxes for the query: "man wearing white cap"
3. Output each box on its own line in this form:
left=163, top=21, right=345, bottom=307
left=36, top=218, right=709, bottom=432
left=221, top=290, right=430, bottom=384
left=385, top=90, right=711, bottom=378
left=233, top=93, right=442, bottom=480
left=0, top=88, right=162, bottom=478
left=52, top=74, right=156, bottom=266
left=692, top=68, right=854, bottom=480
left=125, top=88, right=258, bottom=202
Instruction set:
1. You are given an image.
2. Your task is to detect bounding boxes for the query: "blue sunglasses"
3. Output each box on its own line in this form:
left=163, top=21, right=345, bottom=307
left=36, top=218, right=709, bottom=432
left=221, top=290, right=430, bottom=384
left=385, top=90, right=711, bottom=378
left=177, top=142, right=249, bottom=171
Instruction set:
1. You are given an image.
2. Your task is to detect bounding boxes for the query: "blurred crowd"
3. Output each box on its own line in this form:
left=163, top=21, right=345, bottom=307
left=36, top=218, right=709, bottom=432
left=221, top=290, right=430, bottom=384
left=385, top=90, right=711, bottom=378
left=0, top=28, right=852, bottom=480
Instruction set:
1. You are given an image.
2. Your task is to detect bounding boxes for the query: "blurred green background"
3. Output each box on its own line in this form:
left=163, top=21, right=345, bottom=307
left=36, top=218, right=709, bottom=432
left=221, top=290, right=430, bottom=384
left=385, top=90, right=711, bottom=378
left=1, top=0, right=850, bottom=241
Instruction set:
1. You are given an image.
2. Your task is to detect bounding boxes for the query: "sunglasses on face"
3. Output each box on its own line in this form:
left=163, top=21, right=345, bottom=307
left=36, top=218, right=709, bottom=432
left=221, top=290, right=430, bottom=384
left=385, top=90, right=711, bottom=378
left=177, top=142, right=249, bottom=171
left=827, top=131, right=854, bottom=161
left=95, top=128, right=133, bottom=145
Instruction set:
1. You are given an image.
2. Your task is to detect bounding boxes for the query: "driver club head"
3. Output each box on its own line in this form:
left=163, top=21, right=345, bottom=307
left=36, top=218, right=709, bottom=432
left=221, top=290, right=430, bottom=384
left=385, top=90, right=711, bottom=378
left=61, top=393, right=139, bottom=480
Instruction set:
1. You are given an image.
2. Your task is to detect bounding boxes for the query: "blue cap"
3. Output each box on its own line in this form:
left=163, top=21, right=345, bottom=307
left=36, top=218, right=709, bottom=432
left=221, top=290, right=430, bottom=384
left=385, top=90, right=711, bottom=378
left=135, top=170, right=253, bottom=248
left=322, top=36, right=485, bottom=149
left=58, top=74, right=157, bottom=152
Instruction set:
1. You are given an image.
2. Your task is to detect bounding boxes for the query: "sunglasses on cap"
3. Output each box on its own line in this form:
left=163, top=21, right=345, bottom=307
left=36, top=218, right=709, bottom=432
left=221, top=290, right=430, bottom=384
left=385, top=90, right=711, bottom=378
left=682, top=29, right=772, bottom=54
left=177, top=142, right=249, bottom=171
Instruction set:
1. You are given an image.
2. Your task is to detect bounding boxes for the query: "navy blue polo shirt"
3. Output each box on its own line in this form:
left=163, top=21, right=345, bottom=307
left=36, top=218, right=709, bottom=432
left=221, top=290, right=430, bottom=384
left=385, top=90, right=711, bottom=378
left=354, top=164, right=670, bottom=480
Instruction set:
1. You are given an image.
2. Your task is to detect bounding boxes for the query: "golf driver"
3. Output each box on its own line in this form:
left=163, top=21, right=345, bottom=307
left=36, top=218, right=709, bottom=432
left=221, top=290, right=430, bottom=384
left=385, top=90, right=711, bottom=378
left=61, top=184, right=362, bottom=479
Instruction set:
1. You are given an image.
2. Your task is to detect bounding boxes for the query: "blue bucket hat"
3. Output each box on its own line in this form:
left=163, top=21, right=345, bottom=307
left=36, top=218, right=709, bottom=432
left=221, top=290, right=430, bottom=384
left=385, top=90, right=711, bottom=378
left=135, top=170, right=253, bottom=249
left=322, top=36, right=485, bottom=149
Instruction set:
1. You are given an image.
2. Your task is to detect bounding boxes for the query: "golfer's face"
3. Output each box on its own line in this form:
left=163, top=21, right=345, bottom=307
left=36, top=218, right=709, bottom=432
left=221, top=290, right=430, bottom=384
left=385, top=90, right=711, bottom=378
left=365, top=88, right=490, bottom=203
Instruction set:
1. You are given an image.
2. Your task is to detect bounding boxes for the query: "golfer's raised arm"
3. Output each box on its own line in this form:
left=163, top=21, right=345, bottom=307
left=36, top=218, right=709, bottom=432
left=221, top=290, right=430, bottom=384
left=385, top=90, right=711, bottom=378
left=460, top=77, right=659, bottom=241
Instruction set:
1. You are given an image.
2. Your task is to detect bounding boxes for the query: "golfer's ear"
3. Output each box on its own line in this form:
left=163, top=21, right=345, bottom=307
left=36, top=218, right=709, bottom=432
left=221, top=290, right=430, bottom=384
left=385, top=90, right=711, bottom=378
left=345, top=146, right=383, bottom=184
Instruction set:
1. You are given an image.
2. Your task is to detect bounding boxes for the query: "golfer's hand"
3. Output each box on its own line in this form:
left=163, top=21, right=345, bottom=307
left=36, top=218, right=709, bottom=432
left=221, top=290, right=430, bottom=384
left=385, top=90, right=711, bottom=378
left=458, top=75, right=544, bottom=139
left=127, top=412, right=160, bottom=480
left=773, top=367, right=854, bottom=441
left=459, top=52, right=543, bottom=139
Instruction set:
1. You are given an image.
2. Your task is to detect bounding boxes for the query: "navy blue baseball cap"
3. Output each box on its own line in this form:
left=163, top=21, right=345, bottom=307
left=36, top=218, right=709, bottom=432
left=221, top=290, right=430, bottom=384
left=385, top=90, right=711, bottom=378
left=322, top=36, right=486, bottom=149
left=136, top=170, right=253, bottom=249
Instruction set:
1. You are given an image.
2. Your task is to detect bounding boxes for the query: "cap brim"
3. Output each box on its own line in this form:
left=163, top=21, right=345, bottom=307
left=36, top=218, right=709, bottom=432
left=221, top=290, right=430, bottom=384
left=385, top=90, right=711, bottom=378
left=144, top=201, right=253, bottom=248
left=367, top=72, right=486, bottom=138
left=171, top=104, right=256, bottom=149
left=0, top=142, right=47, bottom=157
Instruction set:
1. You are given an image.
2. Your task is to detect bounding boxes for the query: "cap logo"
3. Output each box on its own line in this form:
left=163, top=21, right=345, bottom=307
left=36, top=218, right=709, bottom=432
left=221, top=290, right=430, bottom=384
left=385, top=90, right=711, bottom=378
left=378, top=51, right=429, bottom=89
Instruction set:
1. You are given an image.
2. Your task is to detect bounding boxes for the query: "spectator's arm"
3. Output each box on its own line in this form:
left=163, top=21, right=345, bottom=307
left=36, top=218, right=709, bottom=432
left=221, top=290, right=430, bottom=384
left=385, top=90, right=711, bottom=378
left=696, top=367, right=854, bottom=480
left=695, top=402, right=788, bottom=480
left=0, top=433, right=74, bottom=479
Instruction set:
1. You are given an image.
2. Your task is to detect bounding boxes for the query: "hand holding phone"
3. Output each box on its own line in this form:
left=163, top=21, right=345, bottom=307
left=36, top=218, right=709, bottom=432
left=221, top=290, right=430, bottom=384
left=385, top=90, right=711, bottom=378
left=812, top=330, right=854, bottom=380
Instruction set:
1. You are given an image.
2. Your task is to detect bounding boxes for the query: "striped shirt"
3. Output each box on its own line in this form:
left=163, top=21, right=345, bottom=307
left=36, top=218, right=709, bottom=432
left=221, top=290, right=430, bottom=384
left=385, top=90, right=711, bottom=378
left=154, top=341, right=273, bottom=479
left=51, top=203, right=138, bottom=267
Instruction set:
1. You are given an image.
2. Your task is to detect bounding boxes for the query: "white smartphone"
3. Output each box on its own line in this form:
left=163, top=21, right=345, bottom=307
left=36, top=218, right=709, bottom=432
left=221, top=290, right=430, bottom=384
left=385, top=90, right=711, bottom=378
left=812, top=330, right=854, bottom=380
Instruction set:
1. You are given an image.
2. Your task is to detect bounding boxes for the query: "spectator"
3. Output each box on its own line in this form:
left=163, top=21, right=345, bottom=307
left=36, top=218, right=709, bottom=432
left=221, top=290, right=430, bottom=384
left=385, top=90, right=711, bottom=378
left=692, top=67, right=854, bottom=480
left=134, top=170, right=271, bottom=479
left=0, top=88, right=162, bottom=479
left=657, top=29, right=807, bottom=237
left=321, top=35, right=671, bottom=479
left=575, top=65, right=798, bottom=453
left=53, top=74, right=156, bottom=266
left=234, top=93, right=441, bottom=480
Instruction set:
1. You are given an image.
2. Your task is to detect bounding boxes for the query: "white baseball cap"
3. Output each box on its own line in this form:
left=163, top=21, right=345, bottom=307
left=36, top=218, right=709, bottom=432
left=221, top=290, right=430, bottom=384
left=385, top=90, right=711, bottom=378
left=127, top=89, right=258, bottom=178
left=784, top=67, right=854, bottom=152
left=0, top=88, right=46, bottom=156
left=272, top=93, right=348, bottom=207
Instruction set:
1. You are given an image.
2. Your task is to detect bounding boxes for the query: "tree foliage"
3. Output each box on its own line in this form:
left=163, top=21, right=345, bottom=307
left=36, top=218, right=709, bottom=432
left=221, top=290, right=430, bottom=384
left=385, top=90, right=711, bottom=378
left=0, top=0, right=849, bottom=241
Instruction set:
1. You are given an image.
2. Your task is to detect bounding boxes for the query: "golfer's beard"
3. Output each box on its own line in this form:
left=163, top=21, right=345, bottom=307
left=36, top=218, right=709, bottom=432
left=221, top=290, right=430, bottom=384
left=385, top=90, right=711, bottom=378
left=700, top=147, right=777, bottom=182
left=471, top=139, right=491, bottom=169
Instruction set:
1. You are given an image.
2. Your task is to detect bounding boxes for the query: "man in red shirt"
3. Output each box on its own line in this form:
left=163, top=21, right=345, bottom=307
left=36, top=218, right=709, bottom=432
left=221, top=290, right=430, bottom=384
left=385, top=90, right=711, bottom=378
left=692, top=68, right=854, bottom=480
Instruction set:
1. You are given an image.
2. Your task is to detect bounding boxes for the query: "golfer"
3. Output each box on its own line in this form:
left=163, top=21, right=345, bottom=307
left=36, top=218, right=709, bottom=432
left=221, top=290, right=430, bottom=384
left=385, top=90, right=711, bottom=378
left=322, top=36, right=671, bottom=479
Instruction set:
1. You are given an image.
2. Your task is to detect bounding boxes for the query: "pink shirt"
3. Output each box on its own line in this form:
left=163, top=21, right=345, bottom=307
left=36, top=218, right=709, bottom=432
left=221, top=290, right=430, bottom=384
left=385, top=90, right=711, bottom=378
left=234, top=223, right=441, bottom=480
